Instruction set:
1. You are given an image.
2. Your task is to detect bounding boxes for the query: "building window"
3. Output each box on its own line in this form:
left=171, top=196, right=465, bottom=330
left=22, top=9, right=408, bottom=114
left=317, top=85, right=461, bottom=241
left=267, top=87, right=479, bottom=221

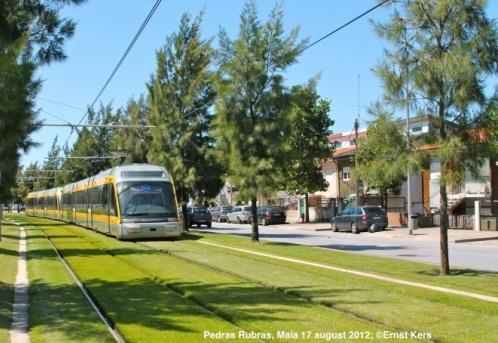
left=342, top=167, right=350, bottom=181
left=411, top=126, right=423, bottom=133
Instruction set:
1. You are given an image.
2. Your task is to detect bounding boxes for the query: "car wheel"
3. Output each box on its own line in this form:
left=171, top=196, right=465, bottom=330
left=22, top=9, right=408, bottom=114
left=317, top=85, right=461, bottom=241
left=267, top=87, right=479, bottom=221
left=382, top=226, right=386, bottom=231
left=332, top=222, right=338, bottom=232
left=197, top=223, right=201, bottom=228
left=237, top=217, right=242, bottom=224
left=207, top=222, right=212, bottom=228
left=351, top=222, right=359, bottom=234
left=368, top=224, right=376, bottom=233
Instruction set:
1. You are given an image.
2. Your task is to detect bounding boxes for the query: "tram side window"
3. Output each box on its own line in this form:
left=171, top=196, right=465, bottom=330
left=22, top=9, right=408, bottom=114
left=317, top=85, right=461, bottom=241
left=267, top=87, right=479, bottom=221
left=74, top=190, right=88, bottom=213
left=47, top=196, right=55, bottom=210
left=102, top=184, right=109, bottom=215
left=91, top=186, right=105, bottom=215
left=62, top=192, right=71, bottom=209
left=109, top=184, right=117, bottom=216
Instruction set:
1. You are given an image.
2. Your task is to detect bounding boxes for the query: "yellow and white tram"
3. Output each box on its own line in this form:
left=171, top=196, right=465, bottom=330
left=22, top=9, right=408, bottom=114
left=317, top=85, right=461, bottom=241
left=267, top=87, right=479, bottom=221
left=25, top=164, right=182, bottom=239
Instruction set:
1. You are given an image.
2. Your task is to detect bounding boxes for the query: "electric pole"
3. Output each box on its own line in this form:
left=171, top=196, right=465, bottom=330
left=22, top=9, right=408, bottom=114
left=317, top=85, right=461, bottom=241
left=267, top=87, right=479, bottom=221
left=355, top=75, right=360, bottom=207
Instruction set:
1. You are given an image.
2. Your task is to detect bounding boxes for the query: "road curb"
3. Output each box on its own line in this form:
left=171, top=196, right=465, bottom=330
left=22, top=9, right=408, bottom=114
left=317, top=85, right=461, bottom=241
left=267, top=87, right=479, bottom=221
left=454, top=236, right=498, bottom=243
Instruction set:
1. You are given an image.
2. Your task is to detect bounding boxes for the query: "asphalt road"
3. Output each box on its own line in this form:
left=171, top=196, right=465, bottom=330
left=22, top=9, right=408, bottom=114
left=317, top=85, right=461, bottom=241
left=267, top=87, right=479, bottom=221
left=197, top=222, right=498, bottom=272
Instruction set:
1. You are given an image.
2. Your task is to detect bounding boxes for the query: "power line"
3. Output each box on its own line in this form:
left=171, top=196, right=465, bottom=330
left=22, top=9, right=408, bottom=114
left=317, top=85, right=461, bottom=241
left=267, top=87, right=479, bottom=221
left=165, top=0, right=393, bottom=128
left=302, top=0, right=393, bottom=52
left=65, top=0, right=163, bottom=146
left=41, top=110, right=73, bottom=125
left=42, top=123, right=157, bottom=129
left=38, top=97, right=86, bottom=112
left=24, top=170, right=74, bottom=173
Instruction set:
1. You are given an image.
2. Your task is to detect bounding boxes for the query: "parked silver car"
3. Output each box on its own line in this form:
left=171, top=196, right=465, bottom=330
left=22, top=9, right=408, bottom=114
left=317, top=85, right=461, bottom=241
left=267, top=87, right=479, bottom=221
left=227, top=206, right=252, bottom=224
left=331, top=206, right=388, bottom=234
left=211, top=206, right=233, bottom=222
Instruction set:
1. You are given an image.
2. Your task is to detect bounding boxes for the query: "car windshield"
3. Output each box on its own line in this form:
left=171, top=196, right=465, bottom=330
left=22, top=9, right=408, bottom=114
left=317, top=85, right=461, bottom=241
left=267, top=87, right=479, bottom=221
left=242, top=206, right=251, bottom=211
left=363, top=207, right=385, bottom=214
left=193, top=207, right=208, bottom=214
left=118, top=181, right=177, bottom=218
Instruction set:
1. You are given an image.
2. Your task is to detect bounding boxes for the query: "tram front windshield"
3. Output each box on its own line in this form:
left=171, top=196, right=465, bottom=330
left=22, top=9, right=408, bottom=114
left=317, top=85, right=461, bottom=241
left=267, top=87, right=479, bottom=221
left=118, top=181, right=177, bottom=219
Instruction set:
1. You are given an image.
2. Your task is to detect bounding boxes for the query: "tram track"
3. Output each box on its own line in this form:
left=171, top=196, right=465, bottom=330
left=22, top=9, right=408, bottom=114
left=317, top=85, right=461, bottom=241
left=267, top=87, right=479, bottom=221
left=42, top=220, right=429, bottom=342
left=19, top=216, right=438, bottom=342
left=26, top=220, right=267, bottom=343
left=131, top=241, right=424, bottom=339
left=10, top=219, right=125, bottom=343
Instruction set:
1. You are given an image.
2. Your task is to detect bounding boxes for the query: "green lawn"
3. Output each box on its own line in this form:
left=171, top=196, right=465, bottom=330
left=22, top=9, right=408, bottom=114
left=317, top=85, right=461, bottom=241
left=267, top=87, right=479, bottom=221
left=143, top=233, right=498, bottom=343
left=24, top=220, right=114, bottom=343
left=195, top=231, right=498, bottom=297
left=0, top=219, right=18, bottom=342
left=10, top=214, right=498, bottom=342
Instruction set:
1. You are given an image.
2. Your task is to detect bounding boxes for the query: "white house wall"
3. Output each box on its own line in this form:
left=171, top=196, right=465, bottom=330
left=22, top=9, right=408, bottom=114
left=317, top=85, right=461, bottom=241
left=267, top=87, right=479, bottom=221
left=429, top=159, right=490, bottom=209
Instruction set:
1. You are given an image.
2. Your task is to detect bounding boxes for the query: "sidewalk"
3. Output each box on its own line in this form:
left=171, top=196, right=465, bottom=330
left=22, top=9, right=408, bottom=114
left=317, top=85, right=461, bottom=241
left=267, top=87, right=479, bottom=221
left=283, top=221, right=498, bottom=247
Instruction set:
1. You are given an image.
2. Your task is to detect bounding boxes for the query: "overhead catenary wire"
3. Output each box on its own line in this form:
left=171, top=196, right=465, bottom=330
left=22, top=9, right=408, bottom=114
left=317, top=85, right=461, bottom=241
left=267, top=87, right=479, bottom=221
left=165, top=0, right=393, bottom=127
left=65, top=0, right=163, bottom=146
left=55, top=0, right=390, bottom=157
left=38, top=97, right=86, bottom=112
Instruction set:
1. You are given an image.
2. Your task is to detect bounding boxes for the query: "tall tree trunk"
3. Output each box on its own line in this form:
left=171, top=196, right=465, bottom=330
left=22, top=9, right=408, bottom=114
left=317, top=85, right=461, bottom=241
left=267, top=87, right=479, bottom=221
left=439, top=183, right=450, bottom=275
left=250, top=196, right=259, bottom=242
left=439, top=97, right=450, bottom=275
left=305, top=192, right=310, bottom=223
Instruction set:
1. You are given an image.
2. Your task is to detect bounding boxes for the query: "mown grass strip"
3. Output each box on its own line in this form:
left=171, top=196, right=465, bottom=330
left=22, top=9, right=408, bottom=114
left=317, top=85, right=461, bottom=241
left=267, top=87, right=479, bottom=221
left=0, top=219, right=18, bottom=343
left=199, top=231, right=498, bottom=297
left=199, top=240, right=498, bottom=303
left=19, top=215, right=405, bottom=343
left=8, top=217, right=114, bottom=343
left=16, top=216, right=252, bottom=343
left=141, top=234, right=498, bottom=343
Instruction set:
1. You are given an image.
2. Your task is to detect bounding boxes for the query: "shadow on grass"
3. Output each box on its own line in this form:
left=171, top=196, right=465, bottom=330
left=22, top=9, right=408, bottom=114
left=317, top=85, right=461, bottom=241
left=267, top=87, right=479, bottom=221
left=0, top=281, right=13, bottom=333
left=261, top=240, right=407, bottom=252
left=29, top=276, right=306, bottom=339
left=27, top=244, right=159, bottom=260
left=136, top=232, right=203, bottom=243
left=29, top=278, right=115, bottom=342
left=418, top=268, right=498, bottom=277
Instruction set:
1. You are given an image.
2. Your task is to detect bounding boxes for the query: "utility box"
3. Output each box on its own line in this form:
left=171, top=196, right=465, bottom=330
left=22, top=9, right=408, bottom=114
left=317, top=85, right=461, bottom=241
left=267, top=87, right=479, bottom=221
left=410, top=215, right=419, bottom=230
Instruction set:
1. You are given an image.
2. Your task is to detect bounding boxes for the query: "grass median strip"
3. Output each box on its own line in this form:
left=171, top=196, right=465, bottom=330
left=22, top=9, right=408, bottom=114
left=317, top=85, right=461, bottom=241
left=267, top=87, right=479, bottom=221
left=17, top=215, right=405, bottom=343
left=16, top=217, right=243, bottom=343
left=0, top=220, right=19, bottom=343
left=141, top=233, right=498, bottom=343
left=198, top=231, right=498, bottom=297
left=18, top=220, right=114, bottom=343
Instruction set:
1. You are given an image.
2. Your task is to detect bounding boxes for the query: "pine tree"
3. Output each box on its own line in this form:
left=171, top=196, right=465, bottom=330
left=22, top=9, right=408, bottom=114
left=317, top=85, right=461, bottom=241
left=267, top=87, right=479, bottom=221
left=374, top=0, right=498, bottom=274
left=0, top=43, right=39, bottom=202
left=1, top=0, right=87, bottom=64
left=0, top=0, right=85, bottom=201
left=58, top=104, right=119, bottom=184
left=356, top=103, right=410, bottom=210
left=213, top=1, right=306, bottom=241
left=40, top=136, right=63, bottom=188
left=111, top=96, right=151, bottom=165
left=284, top=80, right=334, bottom=222
left=147, top=13, right=223, bottom=229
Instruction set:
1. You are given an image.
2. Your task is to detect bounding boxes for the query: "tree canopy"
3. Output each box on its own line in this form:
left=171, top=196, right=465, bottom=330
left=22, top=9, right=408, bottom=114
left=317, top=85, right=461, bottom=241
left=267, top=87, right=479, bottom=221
left=284, top=80, right=334, bottom=222
left=375, top=0, right=498, bottom=274
left=213, top=1, right=307, bottom=241
left=147, top=12, right=224, bottom=228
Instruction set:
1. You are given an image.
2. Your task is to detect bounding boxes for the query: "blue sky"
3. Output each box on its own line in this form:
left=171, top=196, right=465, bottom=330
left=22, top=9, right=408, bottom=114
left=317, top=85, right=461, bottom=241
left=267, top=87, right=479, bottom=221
left=23, top=0, right=498, bottom=167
